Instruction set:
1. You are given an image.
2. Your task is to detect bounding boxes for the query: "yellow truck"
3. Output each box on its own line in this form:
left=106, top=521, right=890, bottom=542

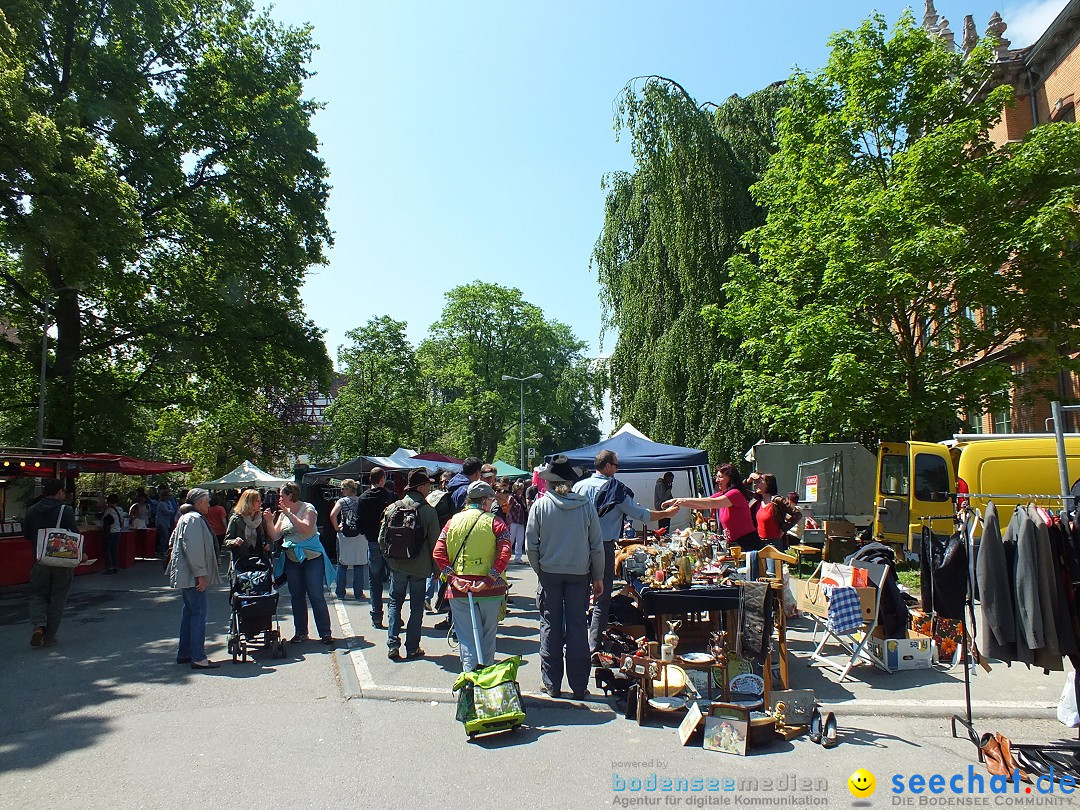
left=874, top=436, right=1080, bottom=550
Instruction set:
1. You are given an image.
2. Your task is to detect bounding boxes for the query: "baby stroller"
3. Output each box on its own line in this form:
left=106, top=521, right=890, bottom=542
left=226, top=553, right=286, bottom=663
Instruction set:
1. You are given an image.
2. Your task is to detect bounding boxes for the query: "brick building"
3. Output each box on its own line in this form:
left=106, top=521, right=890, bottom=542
left=925, top=0, right=1080, bottom=432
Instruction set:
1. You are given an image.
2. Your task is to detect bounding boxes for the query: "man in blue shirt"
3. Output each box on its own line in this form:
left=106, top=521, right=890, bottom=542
left=573, top=449, right=679, bottom=655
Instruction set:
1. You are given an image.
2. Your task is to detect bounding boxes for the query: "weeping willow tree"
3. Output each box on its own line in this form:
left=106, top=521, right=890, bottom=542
left=593, top=78, right=787, bottom=461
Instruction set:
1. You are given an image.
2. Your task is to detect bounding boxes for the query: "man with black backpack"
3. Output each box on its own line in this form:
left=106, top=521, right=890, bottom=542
left=379, top=469, right=440, bottom=661
left=359, top=467, right=396, bottom=629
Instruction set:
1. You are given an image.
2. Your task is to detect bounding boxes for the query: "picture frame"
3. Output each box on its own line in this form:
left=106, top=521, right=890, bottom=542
left=678, top=701, right=705, bottom=746
left=703, top=703, right=749, bottom=756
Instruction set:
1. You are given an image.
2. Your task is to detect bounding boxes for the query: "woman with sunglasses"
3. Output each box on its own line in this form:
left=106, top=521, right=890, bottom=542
left=663, top=463, right=762, bottom=550
left=266, top=482, right=336, bottom=645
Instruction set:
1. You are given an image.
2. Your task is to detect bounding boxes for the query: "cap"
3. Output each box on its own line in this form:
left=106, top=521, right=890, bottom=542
left=467, top=481, right=497, bottom=501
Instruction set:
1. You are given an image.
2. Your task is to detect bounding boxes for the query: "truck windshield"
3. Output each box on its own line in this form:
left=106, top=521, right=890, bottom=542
left=880, top=455, right=909, bottom=497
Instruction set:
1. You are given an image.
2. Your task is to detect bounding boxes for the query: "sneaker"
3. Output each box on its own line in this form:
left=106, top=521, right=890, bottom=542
left=572, top=690, right=591, bottom=701
left=424, top=599, right=433, bottom=614
left=372, top=617, right=385, bottom=629
left=30, top=626, right=44, bottom=647
left=335, top=593, right=347, bottom=601
left=433, top=617, right=452, bottom=630
left=539, top=684, right=562, bottom=699
left=387, top=648, right=401, bottom=661
left=320, top=635, right=335, bottom=645
left=289, top=634, right=308, bottom=644
left=512, top=557, right=524, bottom=565
left=405, top=648, right=425, bottom=660
left=356, top=593, right=367, bottom=601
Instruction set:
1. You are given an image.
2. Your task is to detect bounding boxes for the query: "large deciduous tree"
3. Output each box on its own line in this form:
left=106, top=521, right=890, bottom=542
left=593, top=79, right=788, bottom=461
left=419, top=282, right=600, bottom=461
left=0, top=0, right=332, bottom=453
left=717, top=13, right=1080, bottom=442
left=324, top=316, right=423, bottom=460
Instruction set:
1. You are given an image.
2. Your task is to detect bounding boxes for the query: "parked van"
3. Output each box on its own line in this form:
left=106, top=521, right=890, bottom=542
left=873, top=436, right=1080, bottom=550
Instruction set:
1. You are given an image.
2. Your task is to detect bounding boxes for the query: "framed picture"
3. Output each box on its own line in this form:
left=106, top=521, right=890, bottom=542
left=703, top=704, right=749, bottom=756
left=769, top=689, right=816, bottom=726
left=678, top=701, right=705, bottom=746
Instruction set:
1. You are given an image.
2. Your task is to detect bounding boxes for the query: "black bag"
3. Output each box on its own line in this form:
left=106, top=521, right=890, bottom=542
left=102, top=510, right=115, bottom=530
left=382, top=500, right=423, bottom=560
left=340, top=497, right=361, bottom=537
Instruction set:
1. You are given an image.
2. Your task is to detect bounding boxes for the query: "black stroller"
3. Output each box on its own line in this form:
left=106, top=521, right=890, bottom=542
left=226, top=554, right=286, bottom=662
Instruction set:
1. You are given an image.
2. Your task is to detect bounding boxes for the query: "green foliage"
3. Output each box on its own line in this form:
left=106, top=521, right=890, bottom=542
left=325, top=316, right=424, bottom=459
left=418, top=282, right=600, bottom=461
left=718, top=12, right=1080, bottom=442
left=0, top=0, right=332, bottom=455
left=594, top=78, right=789, bottom=461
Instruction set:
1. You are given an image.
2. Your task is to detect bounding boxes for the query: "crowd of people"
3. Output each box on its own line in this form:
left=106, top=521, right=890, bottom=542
left=21, top=453, right=807, bottom=695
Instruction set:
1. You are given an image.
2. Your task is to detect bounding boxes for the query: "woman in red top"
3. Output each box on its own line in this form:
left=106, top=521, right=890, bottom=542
left=664, top=464, right=762, bottom=550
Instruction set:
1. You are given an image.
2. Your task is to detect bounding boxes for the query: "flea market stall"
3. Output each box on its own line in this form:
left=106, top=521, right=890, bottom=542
left=0, top=451, right=192, bottom=585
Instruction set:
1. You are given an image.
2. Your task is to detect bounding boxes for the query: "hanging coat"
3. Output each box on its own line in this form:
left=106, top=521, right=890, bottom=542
left=976, top=502, right=1017, bottom=663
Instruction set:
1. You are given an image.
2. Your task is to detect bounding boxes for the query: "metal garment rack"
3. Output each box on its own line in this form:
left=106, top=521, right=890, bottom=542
left=951, top=400, right=1080, bottom=753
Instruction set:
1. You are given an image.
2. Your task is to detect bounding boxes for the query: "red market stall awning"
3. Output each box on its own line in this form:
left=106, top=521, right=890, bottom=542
left=51, top=453, right=193, bottom=476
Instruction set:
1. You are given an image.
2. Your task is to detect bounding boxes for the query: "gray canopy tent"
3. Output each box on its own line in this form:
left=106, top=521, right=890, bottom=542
left=194, top=460, right=293, bottom=490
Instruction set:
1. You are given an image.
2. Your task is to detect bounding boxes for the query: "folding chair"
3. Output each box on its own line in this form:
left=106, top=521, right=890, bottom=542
left=806, top=560, right=888, bottom=683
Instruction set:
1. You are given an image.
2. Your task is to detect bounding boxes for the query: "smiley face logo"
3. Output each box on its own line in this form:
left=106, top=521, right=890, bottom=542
left=848, top=769, right=876, bottom=798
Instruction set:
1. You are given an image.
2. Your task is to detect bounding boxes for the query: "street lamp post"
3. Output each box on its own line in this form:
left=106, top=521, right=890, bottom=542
left=501, top=372, right=542, bottom=471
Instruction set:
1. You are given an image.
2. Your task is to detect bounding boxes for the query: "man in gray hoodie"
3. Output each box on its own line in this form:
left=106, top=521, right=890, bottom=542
left=525, top=455, right=603, bottom=700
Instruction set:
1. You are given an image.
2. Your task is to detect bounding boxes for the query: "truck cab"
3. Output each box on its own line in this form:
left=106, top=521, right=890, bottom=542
left=874, top=441, right=955, bottom=551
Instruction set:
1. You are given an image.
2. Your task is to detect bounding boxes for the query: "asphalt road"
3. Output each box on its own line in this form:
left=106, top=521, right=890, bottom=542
left=1, top=560, right=1077, bottom=810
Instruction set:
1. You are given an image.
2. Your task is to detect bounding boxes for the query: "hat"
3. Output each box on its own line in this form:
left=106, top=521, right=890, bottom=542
left=185, top=487, right=210, bottom=505
left=466, top=481, right=497, bottom=501
left=408, top=469, right=433, bottom=488
left=480, top=466, right=497, bottom=480
left=537, top=455, right=586, bottom=484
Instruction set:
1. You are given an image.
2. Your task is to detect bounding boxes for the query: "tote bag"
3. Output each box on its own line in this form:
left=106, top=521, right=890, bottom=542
left=36, top=505, right=83, bottom=568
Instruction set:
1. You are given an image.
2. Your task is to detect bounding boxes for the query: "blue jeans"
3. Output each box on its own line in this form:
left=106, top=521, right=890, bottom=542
left=336, top=564, right=366, bottom=600
left=425, top=574, right=441, bottom=601
left=367, top=542, right=387, bottom=621
left=284, top=556, right=332, bottom=639
left=387, top=569, right=426, bottom=653
left=588, top=541, right=616, bottom=653
left=178, top=587, right=208, bottom=662
left=449, top=595, right=502, bottom=671
left=538, top=571, right=591, bottom=696
left=104, top=532, right=121, bottom=570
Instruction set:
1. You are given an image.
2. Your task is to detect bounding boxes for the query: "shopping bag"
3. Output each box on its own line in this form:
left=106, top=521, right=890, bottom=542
left=36, top=505, right=83, bottom=568
left=819, top=562, right=855, bottom=588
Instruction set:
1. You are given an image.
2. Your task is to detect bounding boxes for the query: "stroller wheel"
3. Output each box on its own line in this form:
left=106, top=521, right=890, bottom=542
left=241, top=642, right=248, bottom=663
left=275, top=640, right=286, bottom=659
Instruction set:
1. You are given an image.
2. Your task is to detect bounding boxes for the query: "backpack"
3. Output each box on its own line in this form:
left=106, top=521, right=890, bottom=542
left=381, top=499, right=424, bottom=560
left=340, top=497, right=362, bottom=537
left=102, top=509, right=115, bottom=530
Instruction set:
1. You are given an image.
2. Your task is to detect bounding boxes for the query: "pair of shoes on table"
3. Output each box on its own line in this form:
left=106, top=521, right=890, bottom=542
left=289, top=634, right=309, bottom=644
left=809, top=708, right=838, bottom=748
left=30, top=626, right=45, bottom=647
left=191, top=660, right=221, bottom=670
left=387, top=648, right=401, bottom=661
left=539, top=684, right=562, bottom=699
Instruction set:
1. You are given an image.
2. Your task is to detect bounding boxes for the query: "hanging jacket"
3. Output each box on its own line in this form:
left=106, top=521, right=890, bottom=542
left=1031, top=506, right=1071, bottom=661
left=920, top=528, right=968, bottom=621
left=976, top=501, right=1017, bottom=662
left=1007, top=506, right=1056, bottom=669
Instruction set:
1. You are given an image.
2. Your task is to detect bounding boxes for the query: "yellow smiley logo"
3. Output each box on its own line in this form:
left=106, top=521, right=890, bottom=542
left=848, top=768, right=876, bottom=798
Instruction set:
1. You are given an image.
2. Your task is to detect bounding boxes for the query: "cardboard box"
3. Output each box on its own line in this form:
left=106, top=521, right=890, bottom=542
left=863, top=628, right=933, bottom=672
left=796, top=577, right=877, bottom=623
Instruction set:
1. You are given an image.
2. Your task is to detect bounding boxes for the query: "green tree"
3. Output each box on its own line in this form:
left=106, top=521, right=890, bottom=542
left=0, top=0, right=332, bottom=453
left=593, top=79, right=789, bottom=461
left=716, top=13, right=1080, bottom=442
left=324, top=316, right=423, bottom=459
left=419, top=282, right=600, bottom=461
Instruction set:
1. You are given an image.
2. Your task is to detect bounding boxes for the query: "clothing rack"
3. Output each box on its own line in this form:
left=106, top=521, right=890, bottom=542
left=949, top=493, right=1078, bottom=753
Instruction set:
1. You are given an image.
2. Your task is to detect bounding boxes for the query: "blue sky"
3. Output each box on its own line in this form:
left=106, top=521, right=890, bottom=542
left=267, top=0, right=1066, bottom=371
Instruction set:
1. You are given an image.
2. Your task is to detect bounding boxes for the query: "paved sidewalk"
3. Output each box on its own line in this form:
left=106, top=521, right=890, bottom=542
left=1, top=557, right=1077, bottom=810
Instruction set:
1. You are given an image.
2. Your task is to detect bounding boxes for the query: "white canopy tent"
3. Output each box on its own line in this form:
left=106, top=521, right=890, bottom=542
left=194, top=460, right=293, bottom=491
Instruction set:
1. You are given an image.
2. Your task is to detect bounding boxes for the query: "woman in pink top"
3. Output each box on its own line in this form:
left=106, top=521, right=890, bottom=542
left=663, top=463, right=762, bottom=550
